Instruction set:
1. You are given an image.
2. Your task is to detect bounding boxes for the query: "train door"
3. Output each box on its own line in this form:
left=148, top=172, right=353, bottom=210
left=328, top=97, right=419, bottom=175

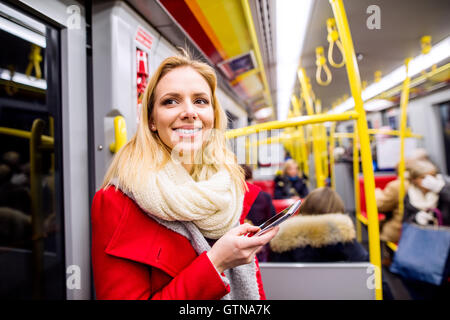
left=0, top=2, right=65, bottom=299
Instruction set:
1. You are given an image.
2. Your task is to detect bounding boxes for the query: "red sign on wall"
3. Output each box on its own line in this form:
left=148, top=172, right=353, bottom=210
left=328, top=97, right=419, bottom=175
left=136, top=26, right=153, bottom=50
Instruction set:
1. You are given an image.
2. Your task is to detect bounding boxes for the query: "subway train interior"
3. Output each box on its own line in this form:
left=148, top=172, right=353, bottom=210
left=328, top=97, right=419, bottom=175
left=0, top=0, right=449, bottom=301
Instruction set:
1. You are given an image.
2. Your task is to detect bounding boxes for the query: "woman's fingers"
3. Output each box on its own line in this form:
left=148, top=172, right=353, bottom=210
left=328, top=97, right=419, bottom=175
left=231, top=223, right=260, bottom=236
left=240, top=225, right=279, bottom=248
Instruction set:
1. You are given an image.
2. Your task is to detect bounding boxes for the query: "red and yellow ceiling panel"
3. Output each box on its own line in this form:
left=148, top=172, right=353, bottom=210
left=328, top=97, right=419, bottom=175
left=158, top=0, right=269, bottom=111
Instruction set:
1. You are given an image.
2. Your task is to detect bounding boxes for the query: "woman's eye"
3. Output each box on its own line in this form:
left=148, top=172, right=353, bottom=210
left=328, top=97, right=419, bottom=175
left=162, top=99, right=177, bottom=105
left=194, top=98, right=209, bottom=105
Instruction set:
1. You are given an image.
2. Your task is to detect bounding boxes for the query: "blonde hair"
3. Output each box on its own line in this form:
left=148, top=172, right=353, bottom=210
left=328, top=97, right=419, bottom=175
left=101, top=50, right=246, bottom=193
left=300, top=187, right=345, bottom=215
left=283, top=159, right=300, bottom=176
left=408, top=160, right=437, bottom=181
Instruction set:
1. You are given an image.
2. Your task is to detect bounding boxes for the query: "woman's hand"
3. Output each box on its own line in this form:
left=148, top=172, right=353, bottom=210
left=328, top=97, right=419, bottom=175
left=206, top=223, right=279, bottom=274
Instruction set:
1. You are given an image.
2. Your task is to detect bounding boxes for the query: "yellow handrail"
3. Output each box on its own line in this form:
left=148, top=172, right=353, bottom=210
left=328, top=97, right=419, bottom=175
left=225, top=111, right=359, bottom=139
left=398, top=58, right=412, bottom=220
left=291, top=95, right=310, bottom=176
left=372, top=62, right=450, bottom=100
left=330, top=0, right=383, bottom=299
left=329, top=122, right=336, bottom=190
left=334, top=129, right=422, bottom=139
left=353, top=125, right=362, bottom=243
left=0, top=126, right=54, bottom=145
left=298, top=68, right=326, bottom=188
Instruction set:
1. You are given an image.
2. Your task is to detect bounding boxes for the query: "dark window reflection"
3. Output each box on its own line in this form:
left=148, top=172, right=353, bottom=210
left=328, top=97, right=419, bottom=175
left=0, top=5, right=65, bottom=299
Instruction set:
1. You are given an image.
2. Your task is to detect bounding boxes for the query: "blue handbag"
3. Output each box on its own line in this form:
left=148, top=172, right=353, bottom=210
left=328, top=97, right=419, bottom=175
left=390, top=222, right=450, bottom=286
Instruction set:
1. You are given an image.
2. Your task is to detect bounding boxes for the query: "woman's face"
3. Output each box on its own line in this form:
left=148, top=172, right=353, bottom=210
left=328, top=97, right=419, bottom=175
left=413, top=170, right=437, bottom=193
left=151, top=66, right=215, bottom=156
left=286, top=163, right=299, bottom=177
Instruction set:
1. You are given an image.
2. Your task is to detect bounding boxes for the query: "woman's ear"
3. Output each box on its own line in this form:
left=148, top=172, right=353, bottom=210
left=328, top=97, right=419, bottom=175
left=149, top=118, right=157, bottom=131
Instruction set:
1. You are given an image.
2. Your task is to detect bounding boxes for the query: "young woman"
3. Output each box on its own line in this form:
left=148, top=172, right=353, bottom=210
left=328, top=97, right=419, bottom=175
left=91, top=52, right=278, bottom=300
left=269, top=187, right=368, bottom=262
left=273, top=159, right=309, bottom=199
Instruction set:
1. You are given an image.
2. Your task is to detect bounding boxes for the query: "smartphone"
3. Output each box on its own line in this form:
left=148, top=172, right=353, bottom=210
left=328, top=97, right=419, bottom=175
left=250, top=199, right=302, bottom=237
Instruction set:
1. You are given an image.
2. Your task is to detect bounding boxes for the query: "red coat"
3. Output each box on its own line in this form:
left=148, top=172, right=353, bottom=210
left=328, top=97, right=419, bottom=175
left=91, top=181, right=266, bottom=300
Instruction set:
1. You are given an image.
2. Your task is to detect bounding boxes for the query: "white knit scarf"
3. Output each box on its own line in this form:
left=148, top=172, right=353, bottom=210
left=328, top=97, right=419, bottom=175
left=408, top=185, right=439, bottom=211
left=129, top=159, right=244, bottom=239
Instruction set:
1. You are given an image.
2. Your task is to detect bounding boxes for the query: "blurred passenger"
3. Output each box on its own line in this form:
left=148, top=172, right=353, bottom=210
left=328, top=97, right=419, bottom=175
left=274, top=159, right=308, bottom=199
left=0, top=154, right=30, bottom=214
left=241, top=164, right=276, bottom=226
left=0, top=207, right=31, bottom=246
left=270, top=187, right=368, bottom=262
left=375, top=149, right=433, bottom=265
left=91, top=51, right=278, bottom=300
left=403, top=160, right=450, bottom=227
left=399, top=159, right=450, bottom=299
left=241, top=164, right=276, bottom=262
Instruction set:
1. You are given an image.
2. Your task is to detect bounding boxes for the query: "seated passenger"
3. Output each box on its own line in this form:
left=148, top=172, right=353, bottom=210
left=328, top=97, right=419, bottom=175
left=403, top=160, right=450, bottom=227
left=269, top=187, right=368, bottom=262
left=241, top=164, right=276, bottom=262
left=274, top=159, right=308, bottom=199
left=399, top=159, right=450, bottom=299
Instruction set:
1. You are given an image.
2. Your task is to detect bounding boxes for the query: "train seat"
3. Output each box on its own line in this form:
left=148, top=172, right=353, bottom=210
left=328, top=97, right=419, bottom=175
left=259, top=262, right=376, bottom=300
left=358, top=175, right=397, bottom=223
left=253, top=180, right=275, bottom=198
left=272, top=198, right=297, bottom=214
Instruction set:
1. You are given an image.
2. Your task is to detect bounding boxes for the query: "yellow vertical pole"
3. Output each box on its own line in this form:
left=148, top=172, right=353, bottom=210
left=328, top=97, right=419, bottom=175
left=353, top=126, right=362, bottom=243
left=245, top=136, right=250, bottom=164
left=330, top=0, right=383, bottom=299
left=291, top=95, right=310, bottom=176
left=298, top=68, right=325, bottom=188
left=330, top=122, right=336, bottom=190
left=398, top=58, right=412, bottom=220
left=252, top=133, right=258, bottom=170
left=315, top=100, right=328, bottom=181
left=321, top=124, right=329, bottom=180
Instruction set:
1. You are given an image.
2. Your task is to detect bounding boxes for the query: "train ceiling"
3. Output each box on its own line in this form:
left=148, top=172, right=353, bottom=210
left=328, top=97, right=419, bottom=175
left=127, top=0, right=276, bottom=122
left=299, top=0, right=450, bottom=114
left=128, top=0, right=450, bottom=122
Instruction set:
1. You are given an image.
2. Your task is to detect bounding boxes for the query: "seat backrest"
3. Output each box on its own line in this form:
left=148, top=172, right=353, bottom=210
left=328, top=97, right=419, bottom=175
left=253, top=180, right=275, bottom=198
left=272, top=198, right=296, bottom=214
left=359, top=175, right=397, bottom=213
left=259, top=262, right=376, bottom=300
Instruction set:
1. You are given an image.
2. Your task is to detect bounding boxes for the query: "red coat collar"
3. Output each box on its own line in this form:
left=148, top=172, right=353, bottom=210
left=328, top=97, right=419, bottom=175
left=103, top=188, right=198, bottom=278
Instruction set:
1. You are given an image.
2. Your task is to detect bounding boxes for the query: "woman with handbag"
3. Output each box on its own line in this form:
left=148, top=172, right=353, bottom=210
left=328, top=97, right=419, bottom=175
left=390, top=159, right=450, bottom=299
left=91, top=51, right=279, bottom=300
left=403, top=160, right=450, bottom=227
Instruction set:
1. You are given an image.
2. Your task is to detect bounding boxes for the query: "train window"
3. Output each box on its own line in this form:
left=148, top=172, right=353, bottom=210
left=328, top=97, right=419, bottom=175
left=0, top=3, right=65, bottom=299
left=226, top=110, right=238, bottom=129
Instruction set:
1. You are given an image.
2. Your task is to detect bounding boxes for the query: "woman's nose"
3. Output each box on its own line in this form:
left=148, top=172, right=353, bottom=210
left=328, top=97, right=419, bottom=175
left=180, top=101, right=198, bottom=120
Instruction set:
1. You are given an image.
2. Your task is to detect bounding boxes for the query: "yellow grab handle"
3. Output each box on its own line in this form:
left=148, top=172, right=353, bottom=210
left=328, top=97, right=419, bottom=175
left=315, top=46, right=332, bottom=86
left=109, top=116, right=127, bottom=153
left=327, top=18, right=345, bottom=68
